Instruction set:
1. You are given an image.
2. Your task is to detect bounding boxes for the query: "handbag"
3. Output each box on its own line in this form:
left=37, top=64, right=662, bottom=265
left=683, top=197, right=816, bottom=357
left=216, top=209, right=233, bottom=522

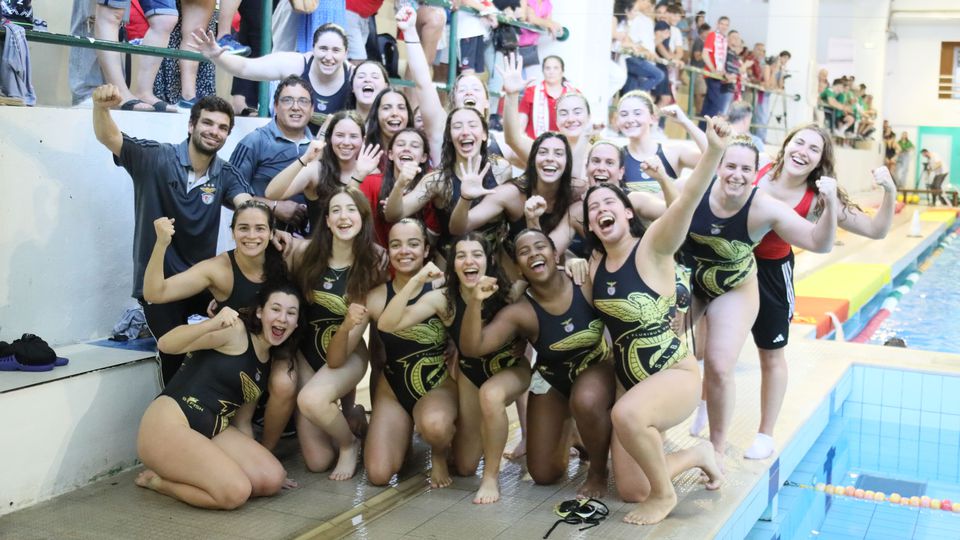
left=290, top=0, right=319, bottom=14
left=518, top=44, right=539, bottom=67
left=493, top=25, right=519, bottom=53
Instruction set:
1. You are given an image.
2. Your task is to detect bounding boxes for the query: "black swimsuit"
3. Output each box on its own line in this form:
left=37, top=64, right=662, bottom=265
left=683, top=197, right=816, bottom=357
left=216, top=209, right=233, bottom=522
left=161, top=333, right=267, bottom=438
left=378, top=282, right=449, bottom=415
left=220, top=250, right=262, bottom=314
left=623, top=143, right=678, bottom=193
left=434, top=157, right=508, bottom=254
left=301, top=57, right=352, bottom=115
left=301, top=266, right=350, bottom=371
left=527, top=282, right=608, bottom=398
left=680, top=180, right=759, bottom=300
left=593, top=241, right=687, bottom=390
left=450, top=294, right=523, bottom=388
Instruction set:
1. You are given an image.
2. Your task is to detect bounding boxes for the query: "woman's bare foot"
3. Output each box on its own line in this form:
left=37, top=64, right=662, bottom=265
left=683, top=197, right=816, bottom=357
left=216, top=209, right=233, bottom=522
left=472, top=474, right=500, bottom=504
left=329, top=438, right=361, bottom=481
left=429, top=453, right=452, bottom=489
left=345, top=404, right=368, bottom=439
left=134, top=469, right=161, bottom=491
left=623, top=490, right=677, bottom=525
left=576, top=468, right=607, bottom=499
left=503, top=438, right=526, bottom=460
left=693, top=442, right=725, bottom=490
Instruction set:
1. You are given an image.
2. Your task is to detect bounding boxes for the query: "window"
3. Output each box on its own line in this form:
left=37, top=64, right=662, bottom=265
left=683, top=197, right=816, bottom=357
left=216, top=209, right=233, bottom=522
left=938, top=42, right=960, bottom=100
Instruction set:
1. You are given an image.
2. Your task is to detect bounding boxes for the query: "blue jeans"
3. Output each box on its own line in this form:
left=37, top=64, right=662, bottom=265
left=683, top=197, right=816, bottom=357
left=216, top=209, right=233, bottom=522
left=753, top=91, right=772, bottom=141
left=699, top=77, right=726, bottom=130
left=622, top=56, right=665, bottom=94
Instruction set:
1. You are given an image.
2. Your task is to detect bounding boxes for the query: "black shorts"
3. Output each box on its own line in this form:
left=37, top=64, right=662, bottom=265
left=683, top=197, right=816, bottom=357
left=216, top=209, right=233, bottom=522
left=751, top=251, right=795, bottom=350
left=459, top=36, right=486, bottom=72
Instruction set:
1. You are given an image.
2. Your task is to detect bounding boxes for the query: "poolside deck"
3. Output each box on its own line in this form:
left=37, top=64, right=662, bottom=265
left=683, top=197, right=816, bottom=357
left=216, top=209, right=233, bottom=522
left=3, top=204, right=960, bottom=540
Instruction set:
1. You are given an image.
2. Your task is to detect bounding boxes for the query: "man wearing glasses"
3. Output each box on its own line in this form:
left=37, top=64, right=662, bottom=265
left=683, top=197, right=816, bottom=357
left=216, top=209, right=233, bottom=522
left=229, top=76, right=314, bottom=232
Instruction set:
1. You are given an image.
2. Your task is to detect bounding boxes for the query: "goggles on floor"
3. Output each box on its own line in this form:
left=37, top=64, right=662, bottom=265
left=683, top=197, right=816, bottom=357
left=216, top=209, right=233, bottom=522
left=542, top=497, right=609, bottom=538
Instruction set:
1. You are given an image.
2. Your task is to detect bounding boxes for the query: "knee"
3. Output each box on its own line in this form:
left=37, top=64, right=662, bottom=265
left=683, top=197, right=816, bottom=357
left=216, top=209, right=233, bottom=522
left=418, top=411, right=453, bottom=443
left=528, top=461, right=564, bottom=486
left=704, top=359, right=734, bottom=384
left=252, top=462, right=287, bottom=496
left=148, top=14, right=178, bottom=35
left=478, top=385, right=506, bottom=414
left=213, top=476, right=253, bottom=510
left=365, top=458, right=396, bottom=486
left=269, top=370, right=298, bottom=401
left=611, top=400, right=643, bottom=433
left=96, top=6, right=124, bottom=29
left=418, top=7, right=446, bottom=30
left=296, top=387, right=330, bottom=417
left=571, top=388, right=611, bottom=418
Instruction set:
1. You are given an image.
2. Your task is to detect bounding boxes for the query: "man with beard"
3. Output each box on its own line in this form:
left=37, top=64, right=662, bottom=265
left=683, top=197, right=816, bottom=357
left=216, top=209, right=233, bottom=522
left=229, top=76, right=312, bottom=233
left=92, top=84, right=253, bottom=383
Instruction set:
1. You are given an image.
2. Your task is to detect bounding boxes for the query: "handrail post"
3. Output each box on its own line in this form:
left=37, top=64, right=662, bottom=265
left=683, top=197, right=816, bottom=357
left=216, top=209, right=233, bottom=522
left=446, top=7, right=458, bottom=92
left=687, top=71, right=696, bottom=121
left=258, top=0, right=273, bottom=117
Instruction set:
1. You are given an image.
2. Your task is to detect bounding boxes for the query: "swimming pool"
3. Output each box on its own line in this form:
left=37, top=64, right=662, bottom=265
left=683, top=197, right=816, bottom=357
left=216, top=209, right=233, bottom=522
left=867, top=233, right=960, bottom=353
left=747, top=366, right=960, bottom=540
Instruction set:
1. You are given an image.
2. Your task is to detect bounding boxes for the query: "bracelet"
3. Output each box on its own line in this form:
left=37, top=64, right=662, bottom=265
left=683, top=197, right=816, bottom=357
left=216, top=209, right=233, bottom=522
left=297, top=156, right=307, bottom=167
left=272, top=201, right=278, bottom=212
left=404, top=39, right=420, bottom=44
left=351, top=176, right=362, bottom=183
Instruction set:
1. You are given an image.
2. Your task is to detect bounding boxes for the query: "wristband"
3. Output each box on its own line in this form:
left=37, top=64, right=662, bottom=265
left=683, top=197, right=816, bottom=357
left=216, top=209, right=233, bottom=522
left=404, top=39, right=420, bottom=44
left=297, top=156, right=307, bottom=167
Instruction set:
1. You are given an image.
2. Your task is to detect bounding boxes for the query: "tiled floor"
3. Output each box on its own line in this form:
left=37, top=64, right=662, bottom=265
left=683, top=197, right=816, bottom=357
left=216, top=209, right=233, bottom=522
left=5, top=207, right=960, bottom=540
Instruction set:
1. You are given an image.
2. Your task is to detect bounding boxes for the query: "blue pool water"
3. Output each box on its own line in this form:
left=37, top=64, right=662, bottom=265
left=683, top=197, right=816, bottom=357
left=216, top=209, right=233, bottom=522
left=870, top=236, right=960, bottom=354
left=748, top=366, right=960, bottom=540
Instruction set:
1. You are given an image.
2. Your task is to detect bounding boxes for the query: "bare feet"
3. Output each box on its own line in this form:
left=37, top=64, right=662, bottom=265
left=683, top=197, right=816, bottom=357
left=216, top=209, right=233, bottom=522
left=692, top=442, right=724, bottom=490
left=345, top=404, right=368, bottom=439
left=134, top=469, right=161, bottom=491
left=282, top=478, right=299, bottom=490
left=503, top=438, right=526, bottom=460
left=576, top=469, right=607, bottom=499
left=429, top=453, right=453, bottom=489
left=329, top=438, right=361, bottom=481
left=623, top=490, right=677, bottom=525
left=472, top=474, right=500, bottom=504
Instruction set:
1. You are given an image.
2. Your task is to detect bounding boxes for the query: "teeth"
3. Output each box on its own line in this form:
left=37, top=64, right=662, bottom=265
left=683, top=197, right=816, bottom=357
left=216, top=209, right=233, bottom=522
left=599, top=215, right=615, bottom=227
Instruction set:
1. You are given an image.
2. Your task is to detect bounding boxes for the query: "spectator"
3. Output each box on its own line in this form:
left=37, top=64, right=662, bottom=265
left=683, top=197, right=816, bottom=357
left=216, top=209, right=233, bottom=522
left=689, top=22, right=709, bottom=113
left=395, top=0, right=446, bottom=90
left=817, top=68, right=829, bottom=95
left=921, top=148, right=950, bottom=205
left=517, top=55, right=577, bottom=138
left=229, top=1, right=274, bottom=115
left=726, top=101, right=764, bottom=152
left=741, top=41, right=763, bottom=106
left=90, top=84, right=253, bottom=383
left=883, top=121, right=898, bottom=175
left=896, top=132, right=915, bottom=188
left=213, top=0, right=249, bottom=56
left=228, top=76, right=313, bottom=233
left=614, top=0, right=665, bottom=95
left=665, top=4, right=686, bottom=96
left=456, top=1, right=498, bottom=75
left=93, top=0, right=178, bottom=112
left=517, top=0, right=562, bottom=80
left=687, top=9, right=705, bottom=45
left=717, top=29, right=743, bottom=118
left=345, top=1, right=384, bottom=63
left=819, top=78, right=853, bottom=135
left=652, top=21, right=673, bottom=107
left=754, top=50, right=789, bottom=141
left=698, top=15, right=729, bottom=129
left=857, top=90, right=876, bottom=139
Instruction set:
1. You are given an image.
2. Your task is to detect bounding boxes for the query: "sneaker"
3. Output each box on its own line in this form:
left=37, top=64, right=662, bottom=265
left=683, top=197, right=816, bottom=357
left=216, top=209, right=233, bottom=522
left=217, top=34, right=252, bottom=57
left=128, top=38, right=143, bottom=46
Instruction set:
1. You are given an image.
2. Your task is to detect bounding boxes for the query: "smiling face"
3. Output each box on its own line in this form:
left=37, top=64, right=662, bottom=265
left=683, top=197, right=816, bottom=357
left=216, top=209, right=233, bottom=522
left=586, top=186, right=633, bottom=244
left=449, top=108, right=487, bottom=159
left=514, top=231, right=558, bottom=284
left=389, top=130, right=428, bottom=172
left=453, top=74, right=488, bottom=111
left=330, top=117, right=363, bottom=161
left=718, top=145, right=758, bottom=198
left=312, top=31, right=347, bottom=76
left=782, top=128, right=825, bottom=178
left=388, top=221, right=428, bottom=276
left=232, top=206, right=271, bottom=259
left=556, top=95, right=589, bottom=137
left=534, top=136, right=568, bottom=184
left=453, top=239, right=487, bottom=288
left=326, top=191, right=362, bottom=242
left=586, top=143, right=624, bottom=186
left=377, top=91, right=410, bottom=139
left=188, top=110, right=231, bottom=156
left=616, top=95, right=655, bottom=139
left=275, top=83, right=312, bottom=133
left=257, top=291, right=300, bottom=346
left=353, top=62, right=388, bottom=108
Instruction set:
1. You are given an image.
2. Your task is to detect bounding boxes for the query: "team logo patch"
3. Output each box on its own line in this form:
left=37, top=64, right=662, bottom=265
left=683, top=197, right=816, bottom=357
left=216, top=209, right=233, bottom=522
left=562, top=318, right=575, bottom=333
left=200, top=184, right=217, bottom=205
left=606, top=281, right=617, bottom=295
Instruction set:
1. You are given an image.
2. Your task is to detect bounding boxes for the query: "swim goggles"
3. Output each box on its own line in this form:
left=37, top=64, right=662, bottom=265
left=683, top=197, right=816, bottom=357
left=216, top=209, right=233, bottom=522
left=542, top=497, right=609, bottom=538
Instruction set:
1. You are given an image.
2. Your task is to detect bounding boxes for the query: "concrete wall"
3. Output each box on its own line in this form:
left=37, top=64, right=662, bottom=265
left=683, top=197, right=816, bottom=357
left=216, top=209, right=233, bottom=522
left=0, top=107, right=266, bottom=346
left=698, top=0, right=770, bottom=48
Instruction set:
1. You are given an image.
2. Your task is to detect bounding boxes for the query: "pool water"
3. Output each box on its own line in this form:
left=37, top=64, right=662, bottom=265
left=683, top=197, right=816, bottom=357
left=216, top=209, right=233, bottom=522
left=870, top=235, right=960, bottom=354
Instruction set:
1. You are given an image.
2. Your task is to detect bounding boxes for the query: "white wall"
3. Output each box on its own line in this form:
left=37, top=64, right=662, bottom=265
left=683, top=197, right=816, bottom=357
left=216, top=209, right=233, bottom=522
left=815, top=0, right=890, bottom=105
left=0, top=107, right=266, bottom=346
left=884, top=20, right=960, bottom=128
left=698, top=0, right=770, bottom=48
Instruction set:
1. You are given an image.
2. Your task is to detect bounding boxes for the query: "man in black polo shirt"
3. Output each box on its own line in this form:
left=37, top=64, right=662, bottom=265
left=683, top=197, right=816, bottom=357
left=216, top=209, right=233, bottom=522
left=92, top=84, right=253, bottom=383
left=229, top=75, right=312, bottom=232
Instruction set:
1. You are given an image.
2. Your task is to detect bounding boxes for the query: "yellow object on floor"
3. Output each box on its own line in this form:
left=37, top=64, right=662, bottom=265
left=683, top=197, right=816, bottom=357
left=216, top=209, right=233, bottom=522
left=794, top=263, right=891, bottom=315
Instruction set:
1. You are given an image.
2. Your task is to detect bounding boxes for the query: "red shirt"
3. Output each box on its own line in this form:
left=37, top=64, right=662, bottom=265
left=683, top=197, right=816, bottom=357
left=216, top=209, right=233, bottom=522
left=702, top=31, right=727, bottom=73
left=346, top=0, right=384, bottom=18
left=517, top=83, right=571, bottom=139
left=126, top=0, right=148, bottom=40
left=358, top=172, right=442, bottom=247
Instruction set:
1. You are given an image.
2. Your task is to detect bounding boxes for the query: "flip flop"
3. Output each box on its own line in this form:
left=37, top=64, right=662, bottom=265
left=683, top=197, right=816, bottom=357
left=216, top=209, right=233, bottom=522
left=119, top=99, right=152, bottom=112
left=0, top=334, right=69, bottom=372
left=146, top=100, right=177, bottom=113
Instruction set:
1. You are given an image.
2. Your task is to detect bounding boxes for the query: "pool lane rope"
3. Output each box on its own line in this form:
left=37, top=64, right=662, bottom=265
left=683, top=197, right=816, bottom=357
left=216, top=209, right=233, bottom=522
left=850, top=230, right=959, bottom=344
left=784, top=480, right=960, bottom=513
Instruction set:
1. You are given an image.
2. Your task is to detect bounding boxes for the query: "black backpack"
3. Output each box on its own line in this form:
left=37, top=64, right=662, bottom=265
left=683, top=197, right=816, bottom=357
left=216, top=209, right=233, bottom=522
left=376, top=33, right=401, bottom=79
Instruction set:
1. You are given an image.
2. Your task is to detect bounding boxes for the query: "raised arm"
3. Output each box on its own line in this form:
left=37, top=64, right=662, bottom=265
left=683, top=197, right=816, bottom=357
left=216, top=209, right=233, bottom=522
left=396, top=7, right=446, bottom=164
left=448, top=159, right=514, bottom=235
left=143, top=218, right=216, bottom=303
left=661, top=104, right=707, bottom=170
left=157, top=308, right=240, bottom=355
left=384, top=168, right=434, bottom=222
left=378, top=263, right=447, bottom=333
left=91, top=85, right=123, bottom=156
left=265, top=139, right=324, bottom=200
left=646, top=116, right=730, bottom=258
left=765, top=178, right=838, bottom=253
left=837, top=167, right=896, bottom=239
left=325, top=303, right=371, bottom=368
left=192, top=29, right=303, bottom=81
left=499, top=53, right=534, bottom=162
left=460, top=277, right=531, bottom=357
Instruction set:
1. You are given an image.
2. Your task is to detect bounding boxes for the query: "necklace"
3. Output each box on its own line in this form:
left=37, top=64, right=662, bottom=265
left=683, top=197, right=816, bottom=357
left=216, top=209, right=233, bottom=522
left=323, top=265, right=350, bottom=289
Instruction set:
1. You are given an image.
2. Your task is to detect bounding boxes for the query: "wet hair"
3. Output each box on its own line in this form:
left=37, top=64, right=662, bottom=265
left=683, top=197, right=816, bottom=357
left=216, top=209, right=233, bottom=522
left=581, top=183, right=646, bottom=255
left=435, top=107, right=491, bottom=208
left=316, top=110, right=366, bottom=203
left=365, top=88, right=413, bottom=148
left=521, top=132, right=574, bottom=234
left=722, top=135, right=760, bottom=171
left=443, top=232, right=511, bottom=321
left=508, top=227, right=557, bottom=261
left=388, top=218, right=430, bottom=263
left=189, top=95, right=235, bottom=132
left=273, top=75, right=313, bottom=107
left=297, top=186, right=387, bottom=304
left=588, top=140, right=626, bottom=168
left=230, top=200, right=288, bottom=284
left=312, top=22, right=348, bottom=48
left=347, top=60, right=390, bottom=110
left=555, top=91, right=591, bottom=117
left=241, top=280, right=305, bottom=360
left=883, top=337, right=907, bottom=347
left=378, top=127, right=430, bottom=224
left=769, top=124, right=859, bottom=214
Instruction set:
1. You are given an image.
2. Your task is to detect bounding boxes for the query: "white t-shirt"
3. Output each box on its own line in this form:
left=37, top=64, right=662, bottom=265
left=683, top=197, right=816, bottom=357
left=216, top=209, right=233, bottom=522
left=628, top=14, right=655, bottom=52
left=670, top=26, right=683, bottom=52
left=457, top=10, right=490, bottom=40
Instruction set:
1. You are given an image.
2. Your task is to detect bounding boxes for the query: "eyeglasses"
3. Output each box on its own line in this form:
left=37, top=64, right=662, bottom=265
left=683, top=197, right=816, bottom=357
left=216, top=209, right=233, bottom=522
left=279, top=97, right=313, bottom=108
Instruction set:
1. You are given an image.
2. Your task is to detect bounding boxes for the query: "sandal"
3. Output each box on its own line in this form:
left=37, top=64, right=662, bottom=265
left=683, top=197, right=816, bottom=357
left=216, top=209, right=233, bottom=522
left=119, top=99, right=152, bottom=112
